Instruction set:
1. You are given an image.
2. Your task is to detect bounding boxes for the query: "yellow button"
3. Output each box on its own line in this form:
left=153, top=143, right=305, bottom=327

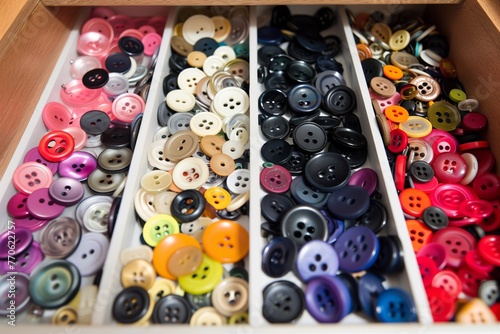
left=211, top=277, right=249, bottom=317
left=121, top=259, right=157, bottom=290
left=389, top=30, right=410, bottom=51
left=187, top=51, right=207, bottom=68
left=143, top=214, right=180, bottom=247
left=148, top=278, right=176, bottom=303
left=228, top=312, right=248, bottom=324
left=52, top=306, right=78, bottom=325
left=204, top=186, right=232, bottom=210
left=178, top=253, right=223, bottom=295
left=399, top=116, right=432, bottom=138
left=455, top=298, right=497, bottom=324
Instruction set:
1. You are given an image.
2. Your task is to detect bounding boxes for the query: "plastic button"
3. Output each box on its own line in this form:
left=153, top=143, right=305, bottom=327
left=262, top=280, right=304, bottom=323
left=295, top=240, right=339, bottom=282
left=112, top=286, right=152, bottom=324
left=375, top=288, right=417, bottom=322
left=67, top=232, right=109, bottom=276
left=48, top=177, right=85, bottom=206
left=40, top=217, right=81, bottom=259
left=304, top=152, right=351, bottom=192
left=121, top=259, right=156, bottom=290
left=280, top=205, right=329, bottom=247
left=152, top=294, right=191, bottom=324
left=178, top=253, right=223, bottom=295
left=202, top=220, right=249, bottom=263
left=432, top=227, right=476, bottom=268
left=305, top=275, right=351, bottom=323
left=334, top=226, right=380, bottom=272
left=261, top=237, right=296, bottom=278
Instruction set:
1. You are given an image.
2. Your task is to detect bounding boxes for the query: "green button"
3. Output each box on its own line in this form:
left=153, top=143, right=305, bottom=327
left=427, top=101, right=461, bottom=131
left=449, top=88, right=467, bottom=103
left=143, top=214, right=180, bottom=247
left=178, top=254, right=222, bottom=295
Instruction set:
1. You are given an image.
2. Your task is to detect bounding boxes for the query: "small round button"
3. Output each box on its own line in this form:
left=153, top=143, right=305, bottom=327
left=112, top=286, right=152, bottom=324
left=280, top=205, right=329, bottom=248
left=152, top=294, right=191, bottom=324
left=48, top=177, right=85, bottom=206
left=121, top=259, right=157, bottom=290
left=262, top=281, right=304, bottom=323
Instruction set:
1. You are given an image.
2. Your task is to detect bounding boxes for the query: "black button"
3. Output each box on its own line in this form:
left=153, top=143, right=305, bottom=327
left=328, top=142, right=367, bottom=169
left=80, top=110, right=111, bottom=135
left=323, top=85, right=356, bottom=116
left=258, top=65, right=267, bottom=83
left=258, top=45, right=287, bottom=66
left=409, top=160, right=434, bottom=183
left=193, top=37, right=218, bottom=56
left=217, top=209, right=241, bottom=220
left=290, top=175, right=330, bottom=208
left=287, top=39, right=320, bottom=63
left=152, top=295, right=191, bottom=324
left=157, top=102, right=175, bottom=127
left=262, top=281, right=304, bottom=323
left=107, top=196, right=121, bottom=238
left=315, top=55, right=344, bottom=74
left=258, top=26, right=284, bottom=45
left=361, top=58, right=383, bottom=86
left=170, top=190, right=205, bottom=223
left=261, top=193, right=295, bottom=224
left=441, top=77, right=465, bottom=99
left=261, top=221, right=282, bottom=238
left=101, top=126, right=131, bottom=148
left=105, top=52, right=132, bottom=74
left=370, top=235, right=404, bottom=275
left=342, top=113, right=362, bottom=133
left=322, top=35, right=341, bottom=57
left=262, top=237, right=297, bottom=278
left=287, top=14, right=319, bottom=34
left=347, top=199, right=387, bottom=234
left=312, top=115, right=342, bottom=132
left=337, top=272, right=360, bottom=312
left=304, top=152, right=351, bottom=192
left=286, top=60, right=316, bottom=84
left=314, top=6, right=335, bottom=31
left=112, top=286, right=150, bottom=324
left=422, top=206, right=449, bottom=231
left=264, top=72, right=292, bottom=92
left=261, top=139, right=293, bottom=165
left=269, top=54, right=293, bottom=73
left=271, top=5, right=292, bottom=29
left=289, top=109, right=320, bottom=127
left=296, top=32, right=326, bottom=53
left=331, top=127, right=367, bottom=150
left=82, top=68, right=109, bottom=89
left=259, top=89, right=289, bottom=117
left=287, top=84, right=322, bottom=115
left=229, top=266, right=249, bottom=281
left=118, top=36, right=144, bottom=57
left=280, top=205, right=329, bottom=247
left=169, top=52, right=189, bottom=74
left=400, top=100, right=416, bottom=115
left=163, top=73, right=179, bottom=96
left=292, top=122, right=327, bottom=153
left=422, top=34, right=449, bottom=58
left=283, top=149, right=308, bottom=175
left=131, top=113, right=142, bottom=151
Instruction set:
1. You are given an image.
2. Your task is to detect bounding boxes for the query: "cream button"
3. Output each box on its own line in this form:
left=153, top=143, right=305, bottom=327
left=203, top=55, right=225, bottom=76
left=148, top=278, right=176, bottom=303
left=190, top=112, right=223, bottom=136
left=166, top=89, right=196, bottom=112
left=121, top=259, right=157, bottom=290
left=190, top=306, right=227, bottom=326
left=172, top=157, right=209, bottom=190
left=148, top=140, right=176, bottom=170
left=182, top=15, right=216, bottom=45
left=212, top=87, right=249, bottom=119
left=211, top=277, right=249, bottom=317
left=211, top=16, right=231, bottom=42
left=120, top=245, right=154, bottom=265
left=222, top=140, right=244, bottom=159
left=141, top=170, right=173, bottom=192
left=177, top=68, right=206, bottom=94
left=134, top=189, right=158, bottom=221
left=153, top=191, right=177, bottom=215
left=214, top=45, right=236, bottom=64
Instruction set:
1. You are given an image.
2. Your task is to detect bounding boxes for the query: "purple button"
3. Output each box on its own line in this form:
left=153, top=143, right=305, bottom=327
left=0, top=242, right=44, bottom=275
left=23, top=147, right=59, bottom=175
left=7, top=192, right=30, bottom=219
left=326, top=185, right=370, bottom=220
left=333, top=226, right=380, bottom=272
left=0, top=273, right=31, bottom=315
left=321, top=210, right=344, bottom=244
left=305, top=275, right=351, bottom=323
left=13, top=216, right=49, bottom=232
left=26, top=188, right=65, bottom=220
left=48, top=177, right=85, bottom=206
left=416, top=242, right=447, bottom=270
left=348, top=168, right=378, bottom=196
left=67, top=232, right=109, bottom=276
left=58, top=151, right=98, bottom=181
left=0, top=227, right=33, bottom=259
left=296, top=240, right=339, bottom=282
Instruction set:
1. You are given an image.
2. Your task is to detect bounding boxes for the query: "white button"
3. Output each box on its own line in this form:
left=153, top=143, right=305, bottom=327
left=223, top=113, right=249, bottom=137
left=180, top=216, right=212, bottom=242
left=203, top=55, right=225, bottom=76
left=172, top=157, right=209, bottom=190
left=190, top=112, right=223, bottom=136
left=214, top=46, right=236, bottom=64
left=182, top=15, right=215, bottom=45
left=154, top=126, right=171, bottom=141
left=166, top=89, right=196, bottom=112
left=148, top=140, right=176, bottom=170
left=83, top=201, right=111, bottom=233
left=120, top=245, right=154, bottom=265
left=134, top=189, right=158, bottom=221
left=226, top=169, right=250, bottom=194
left=123, top=56, right=138, bottom=79
left=222, top=140, right=244, bottom=159
left=229, top=127, right=248, bottom=144
left=226, top=192, right=249, bottom=212
left=153, top=191, right=177, bottom=214
left=190, top=306, right=227, bottom=326
left=460, top=152, right=479, bottom=185
left=112, top=176, right=127, bottom=198
left=141, top=170, right=172, bottom=192
left=71, top=56, right=101, bottom=79
left=103, top=73, right=129, bottom=97
left=177, top=68, right=207, bottom=95
left=212, top=87, right=249, bottom=119
left=77, top=285, right=98, bottom=324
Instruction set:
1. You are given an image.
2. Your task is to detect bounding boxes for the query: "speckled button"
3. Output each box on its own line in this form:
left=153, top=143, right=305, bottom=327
left=48, top=177, right=85, bottom=206
left=40, top=217, right=81, bottom=259
left=67, top=232, right=109, bottom=276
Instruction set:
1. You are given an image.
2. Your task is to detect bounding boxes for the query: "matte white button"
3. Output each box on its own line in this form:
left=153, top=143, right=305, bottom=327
left=226, top=169, right=250, bottom=194
left=103, top=73, right=129, bottom=97
left=166, top=89, right=196, bottom=112
left=222, top=140, right=244, bottom=159
left=190, top=112, right=223, bottom=136
left=177, top=68, right=207, bottom=95
left=172, top=157, right=209, bottom=190
left=212, top=87, right=249, bottom=119
left=229, top=127, right=248, bottom=144
left=182, top=15, right=215, bottom=45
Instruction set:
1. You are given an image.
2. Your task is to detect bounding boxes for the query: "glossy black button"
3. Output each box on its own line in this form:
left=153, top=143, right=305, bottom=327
left=287, top=84, right=322, bottom=114
left=157, top=102, right=175, bottom=127
left=131, top=113, right=142, bottom=151
left=262, top=280, right=304, bottom=323
left=262, top=237, right=297, bottom=278
left=290, top=175, right=329, bottom=208
left=152, top=295, right=191, bottom=324
left=422, top=206, right=449, bottom=231
left=342, top=113, right=362, bottom=133
left=422, top=34, right=449, bottom=58
left=281, top=205, right=329, bottom=247
left=328, top=142, right=367, bottom=169
left=113, top=286, right=150, bottom=324
left=271, top=5, right=292, bottom=29
left=261, top=193, right=295, bottom=224
left=262, top=116, right=290, bottom=140
left=337, top=272, right=360, bottom=312
left=347, top=199, right=387, bottom=234
left=400, top=100, right=416, bottom=115
left=107, top=196, right=121, bottom=238
left=312, top=115, right=342, bottom=132
left=229, top=266, right=249, bottom=281
left=314, top=6, right=335, bottom=31
left=259, top=89, right=289, bottom=117
left=304, top=152, right=351, bottom=192
left=409, top=160, right=434, bottom=183
left=261, top=139, right=293, bottom=164
left=322, top=35, right=341, bottom=57
left=194, top=37, right=218, bottom=56
left=296, top=32, right=326, bottom=53
left=119, top=36, right=144, bottom=57
left=287, top=39, right=320, bottom=63
left=82, top=68, right=109, bottom=89
left=261, top=221, right=282, bottom=238
left=80, top=110, right=110, bottom=135
left=170, top=190, right=205, bottom=223
left=264, top=72, right=292, bottom=92
left=370, top=235, right=405, bottom=275
left=315, top=55, right=344, bottom=74
left=101, top=126, right=131, bottom=148
left=331, top=127, right=367, bottom=149
left=292, top=122, right=327, bottom=153
left=163, top=73, right=179, bottom=96
left=258, top=26, right=284, bottom=45
left=217, top=209, right=241, bottom=220
left=326, top=185, right=370, bottom=220
left=323, top=85, right=356, bottom=116
left=258, top=65, right=267, bottom=83
left=287, top=14, right=319, bottom=34
left=283, top=149, right=308, bottom=175
left=289, top=109, right=320, bottom=126
left=105, top=52, right=132, bottom=74
left=286, top=60, right=316, bottom=84
left=361, top=58, right=383, bottom=86
left=268, top=54, right=293, bottom=73
left=441, top=77, right=465, bottom=99
left=169, top=52, right=189, bottom=74
left=258, top=45, right=287, bottom=66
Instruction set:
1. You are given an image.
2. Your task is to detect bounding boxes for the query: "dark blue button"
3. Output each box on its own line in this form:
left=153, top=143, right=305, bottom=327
left=342, top=113, right=362, bottom=133
left=333, top=226, right=379, bottom=272
left=304, top=152, right=351, bottom=192
left=292, top=122, right=327, bottom=153
left=280, top=205, right=329, bottom=248
left=107, top=196, right=121, bottom=238
left=261, top=221, right=281, bottom=239
left=295, top=240, right=338, bottom=282
left=346, top=199, right=387, bottom=234
left=105, top=52, right=132, bottom=74
left=305, top=275, right=351, bottom=323
left=327, top=185, right=370, bottom=220
left=271, top=5, right=291, bottom=29
left=269, top=54, right=293, bottom=73
left=328, top=141, right=367, bottom=169
left=323, top=86, right=356, bottom=116
left=261, top=193, right=295, bottom=224
left=258, top=45, right=287, bottom=66
left=357, top=272, right=385, bottom=319
left=287, top=15, right=319, bottom=34
left=370, top=235, right=405, bottom=275
left=375, top=288, right=417, bottom=322
left=261, top=139, right=293, bottom=165
left=262, top=237, right=297, bottom=278
left=152, top=294, right=191, bottom=324
left=312, top=115, right=342, bottom=132
left=314, top=7, right=335, bottom=31
left=118, top=36, right=144, bottom=57
left=258, top=26, right=284, bottom=45
left=337, top=272, right=360, bottom=312
left=193, top=37, right=218, bottom=56
left=316, top=55, right=343, bottom=74
left=262, top=280, right=304, bottom=323
left=289, top=109, right=320, bottom=126
left=217, top=208, right=241, bottom=220
left=169, top=52, right=189, bottom=74
left=287, top=39, right=320, bottom=63
left=287, top=84, right=322, bottom=114
left=287, top=60, right=316, bottom=84
left=289, top=176, right=329, bottom=208
left=259, top=88, right=289, bottom=117
left=261, top=116, right=289, bottom=140
left=296, top=32, right=326, bottom=53
left=264, top=72, right=292, bottom=92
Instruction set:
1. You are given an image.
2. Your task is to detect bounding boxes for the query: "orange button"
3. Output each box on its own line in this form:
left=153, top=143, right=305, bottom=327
left=152, top=233, right=202, bottom=280
left=356, top=44, right=372, bottom=61
left=383, top=65, right=404, bottom=81
left=406, top=219, right=433, bottom=253
left=384, top=105, right=409, bottom=124
left=399, top=188, right=431, bottom=217
left=202, top=220, right=249, bottom=264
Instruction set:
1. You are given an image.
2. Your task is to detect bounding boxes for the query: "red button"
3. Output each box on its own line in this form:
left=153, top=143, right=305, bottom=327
left=431, top=152, right=467, bottom=184
left=388, top=129, right=408, bottom=154
left=462, top=112, right=487, bottom=132
left=448, top=215, right=481, bottom=227
left=470, top=148, right=494, bottom=176
left=395, top=154, right=406, bottom=192
left=459, top=140, right=489, bottom=152
left=478, top=235, right=500, bottom=266
left=490, top=303, right=500, bottom=321
left=417, top=255, right=438, bottom=287
left=479, top=207, right=500, bottom=232
left=38, top=131, right=75, bottom=162
left=413, top=176, right=439, bottom=194
left=431, top=270, right=462, bottom=300
left=472, top=173, right=500, bottom=200
left=464, top=249, right=494, bottom=273
left=417, top=242, right=446, bottom=270
left=432, top=227, right=476, bottom=268
left=426, top=287, right=456, bottom=322
left=430, top=184, right=475, bottom=218
left=459, top=199, right=493, bottom=219
left=456, top=264, right=489, bottom=297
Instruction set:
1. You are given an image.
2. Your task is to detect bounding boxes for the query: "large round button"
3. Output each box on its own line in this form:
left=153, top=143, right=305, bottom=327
left=432, top=227, right=476, bottom=268
left=280, top=205, right=328, bottom=248
left=262, top=281, right=304, bottom=323
left=121, top=259, right=156, bottom=290
left=40, top=217, right=82, bottom=259
left=334, top=226, right=380, bottom=272
left=304, top=152, right=351, bottom=192
left=326, top=185, right=370, bottom=220
left=26, top=187, right=65, bottom=220
left=211, top=277, right=249, bottom=317
left=112, top=286, right=152, bottom=324
left=0, top=273, right=31, bottom=315
left=375, top=288, right=417, bottom=322
left=66, top=232, right=109, bottom=276
left=58, top=151, right=97, bottom=181
left=202, top=220, right=249, bottom=263
left=261, top=237, right=297, bottom=278
left=152, top=294, right=192, bottom=324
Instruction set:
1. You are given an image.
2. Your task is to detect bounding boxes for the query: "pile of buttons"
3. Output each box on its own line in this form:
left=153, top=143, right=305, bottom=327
left=111, top=7, right=251, bottom=325
left=349, top=9, right=500, bottom=323
left=0, top=7, right=165, bottom=324
left=256, top=6, right=417, bottom=324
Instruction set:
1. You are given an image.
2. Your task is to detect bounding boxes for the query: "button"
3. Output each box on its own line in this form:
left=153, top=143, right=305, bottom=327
left=0, top=240, right=43, bottom=275
left=399, top=116, right=432, bottom=138
left=121, top=259, right=156, bottom=290
left=292, top=122, right=328, bottom=153
left=212, top=87, right=249, bottom=119
left=334, top=226, right=380, bottom=272
left=66, top=232, right=109, bottom=276
left=111, top=93, right=145, bottom=123
left=406, top=219, right=433, bottom=253
left=357, top=272, right=385, bottom=319
left=29, top=260, right=81, bottom=309
left=38, top=130, right=75, bottom=162
left=209, top=153, right=235, bottom=177
left=164, top=130, right=199, bottom=162
left=399, top=188, right=431, bottom=217
left=314, top=70, right=345, bottom=96
left=431, top=269, right=462, bottom=300
left=289, top=176, right=329, bottom=208
left=152, top=294, right=191, bottom=324
left=385, top=105, right=409, bottom=124
left=260, top=164, right=292, bottom=194
left=112, top=286, right=152, bottom=324
left=417, top=255, right=439, bottom=287
left=172, top=157, right=209, bottom=190
left=140, top=170, right=172, bottom=192
left=305, top=275, right=351, bottom=323
left=426, top=286, right=455, bottom=322
left=280, top=205, right=328, bottom=247
left=295, top=240, right=339, bottom=282
left=432, top=227, right=476, bottom=268
left=303, top=152, right=351, bottom=192
left=42, top=102, right=74, bottom=131
left=261, top=237, right=296, bottom=278
left=226, top=169, right=250, bottom=194
left=427, top=101, right=461, bottom=131
left=142, top=32, right=161, bottom=56
left=7, top=192, right=29, bottom=219
left=79, top=110, right=111, bottom=135
left=100, top=126, right=131, bottom=148
left=170, top=190, right=206, bottom=223
left=0, top=273, right=31, bottom=315
left=202, top=220, right=249, bottom=264
left=455, top=298, right=497, bottom=324
left=211, top=277, right=248, bottom=317
left=39, top=217, right=81, bottom=260
left=143, top=214, right=180, bottom=247
left=77, top=32, right=110, bottom=57
left=262, top=281, right=304, bottom=323
left=323, top=85, right=356, bottom=116
left=370, top=76, right=396, bottom=98
left=357, top=43, right=372, bottom=60
left=371, top=235, right=404, bottom=274
left=189, top=306, right=226, bottom=325
left=261, top=139, right=293, bottom=165
left=57, top=151, right=97, bottom=181
left=375, top=288, right=417, bottom=322
left=478, top=235, right=500, bottom=266
left=479, top=280, right=500, bottom=306
left=473, top=172, right=500, bottom=200
left=350, top=199, right=388, bottom=234
left=383, top=65, right=403, bottom=80
left=105, top=52, right=132, bottom=74
left=260, top=194, right=295, bottom=224
left=326, top=185, right=370, bottom=220
left=430, top=183, right=475, bottom=218
left=51, top=306, right=78, bottom=325
left=422, top=206, right=448, bottom=231
left=82, top=68, right=109, bottom=89
left=203, top=187, right=231, bottom=210
left=26, top=187, right=65, bottom=220
left=87, top=169, right=126, bottom=194
left=178, top=253, right=223, bottom=295
left=0, top=227, right=32, bottom=259
left=388, top=128, right=408, bottom=154
left=48, top=177, right=85, bottom=206
left=261, top=116, right=290, bottom=140
left=258, top=89, right=289, bottom=117
left=331, top=127, right=367, bottom=149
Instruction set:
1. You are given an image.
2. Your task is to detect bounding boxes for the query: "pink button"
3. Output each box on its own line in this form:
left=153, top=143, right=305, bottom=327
left=77, top=31, right=111, bottom=57
left=90, top=6, right=115, bottom=20
left=417, top=243, right=447, bottom=270
left=431, top=152, right=467, bottom=184
left=13, top=162, right=53, bottom=195
left=26, top=188, right=65, bottom=220
left=413, top=176, right=439, bottom=194
left=62, top=126, right=87, bottom=151
left=142, top=33, right=162, bottom=56
left=431, top=270, right=462, bottom=300
left=147, top=16, right=167, bottom=35
left=430, top=183, right=475, bottom=218
left=260, top=164, right=292, bottom=194
left=472, top=172, right=500, bottom=200
left=108, top=15, right=133, bottom=40
left=448, top=215, right=481, bottom=227
left=432, top=226, right=476, bottom=268
left=42, top=102, right=74, bottom=131
left=81, top=18, right=114, bottom=42
left=111, top=93, right=145, bottom=122
left=139, top=25, right=156, bottom=36
left=23, top=147, right=58, bottom=175
left=459, top=199, right=493, bottom=219
left=7, top=193, right=30, bottom=219
left=119, top=28, right=144, bottom=41
left=370, top=91, right=402, bottom=112
left=431, top=136, right=457, bottom=155
left=422, top=129, right=459, bottom=149
left=60, top=79, right=101, bottom=108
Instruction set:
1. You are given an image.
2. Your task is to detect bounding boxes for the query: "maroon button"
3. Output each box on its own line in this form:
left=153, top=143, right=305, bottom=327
left=470, top=148, right=494, bottom=176
left=58, top=151, right=98, bottom=181
left=473, top=173, right=500, bottom=200
left=23, top=147, right=59, bottom=175
left=462, top=112, right=487, bottom=132
left=459, top=199, right=493, bottom=219
left=387, top=129, right=408, bottom=154
left=7, top=193, right=30, bottom=219
left=48, top=177, right=85, bottom=206
left=432, top=227, right=476, bottom=268
left=260, top=164, right=292, bottom=194
left=431, top=152, right=467, bottom=184
left=26, top=188, right=65, bottom=220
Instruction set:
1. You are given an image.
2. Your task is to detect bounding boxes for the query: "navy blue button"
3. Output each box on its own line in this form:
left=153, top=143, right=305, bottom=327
left=361, top=58, right=383, bottom=86
left=131, top=113, right=142, bottom=151
left=337, top=272, right=360, bottom=312
left=370, top=235, right=405, bottom=275
left=357, top=272, right=385, bottom=319
left=316, top=55, right=343, bottom=74
left=312, top=115, right=342, bottom=132
left=259, top=89, right=289, bottom=117
left=287, top=60, right=316, bottom=84
left=322, top=35, right=341, bottom=56
left=258, top=45, right=287, bottom=66
left=82, top=68, right=109, bottom=89
left=261, top=139, right=293, bottom=165
left=295, top=240, right=338, bottom=282
left=331, top=127, right=367, bottom=149
left=193, top=37, right=218, bottom=56
left=314, top=70, right=345, bottom=95
left=258, top=26, right=284, bottom=45
left=80, top=110, right=110, bottom=135
left=323, top=86, right=356, bottom=116
left=264, top=72, right=292, bottom=92
left=262, top=281, right=304, bottom=323
left=305, top=275, right=351, bottom=323
left=292, top=122, right=327, bottom=153
left=283, top=149, right=308, bottom=175
left=304, top=152, right=351, bottom=192
left=258, top=65, right=267, bottom=83
left=118, top=36, right=144, bottom=57
left=287, top=84, right=322, bottom=114
left=323, top=210, right=344, bottom=244
left=289, top=176, right=329, bottom=208
left=296, top=32, right=326, bottom=53
left=152, top=295, right=191, bottom=324
left=268, top=54, right=293, bottom=73
left=333, top=226, right=380, bottom=272
left=105, top=52, right=132, bottom=74
left=287, top=15, right=320, bottom=34
left=261, top=193, right=295, bottom=224
left=280, top=205, right=329, bottom=248
left=327, top=185, right=370, bottom=220
left=375, top=288, right=417, bottom=322
left=107, top=196, right=121, bottom=238
left=261, top=222, right=281, bottom=239
left=262, top=237, right=297, bottom=278
left=289, top=109, right=320, bottom=127
left=287, top=39, right=320, bottom=63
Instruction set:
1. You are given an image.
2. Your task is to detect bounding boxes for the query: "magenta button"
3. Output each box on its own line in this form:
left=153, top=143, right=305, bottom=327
left=348, top=168, right=378, bottom=196
left=7, top=192, right=30, bottom=219
left=23, top=147, right=59, bottom=175
left=13, top=216, right=49, bottom=232
left=0, top=227, right=33, bottom=259
left=417, top=242, right=447, bottom=270
left=0, top=242, right=44, bottom=275
left=58, top=151, right=98, bottom=181
left=26, top=188, right=65, bottom=220
left=432, top=227, right=476, bottom=268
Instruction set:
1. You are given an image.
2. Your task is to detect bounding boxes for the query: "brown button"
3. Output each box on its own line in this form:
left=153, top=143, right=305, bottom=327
left=167, top=245, right=203, bottom=278
left=187, top=51, right=207, bottom=68
left=52, top=306, right=78, bottom=325
left=390, top=52, right=419, bottom=70
left=370, top=23, right=392, bottom=43
left=371, top=98, right=383, bottom=115
left=121, top=258, right=157, bottom=290
left=173, top=22, right=183, bottom=36
left=163, top=130, right=199, bottom=162
left=400, top=84, right=419, bottom=100
left=209, top=153, right=235, bottom=176
left=211, top=277, right=249, bottom=317
left=376, top=113, right=391, bottom=146
left=409, top=75, right=441, bottom=102
left=170, top=35, right=193, bottom=57
left=200, top=134, right=226, bottom=157
left=370, top=76, right=396, bottom=98
left=356, top=44, right=372, bottom=61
